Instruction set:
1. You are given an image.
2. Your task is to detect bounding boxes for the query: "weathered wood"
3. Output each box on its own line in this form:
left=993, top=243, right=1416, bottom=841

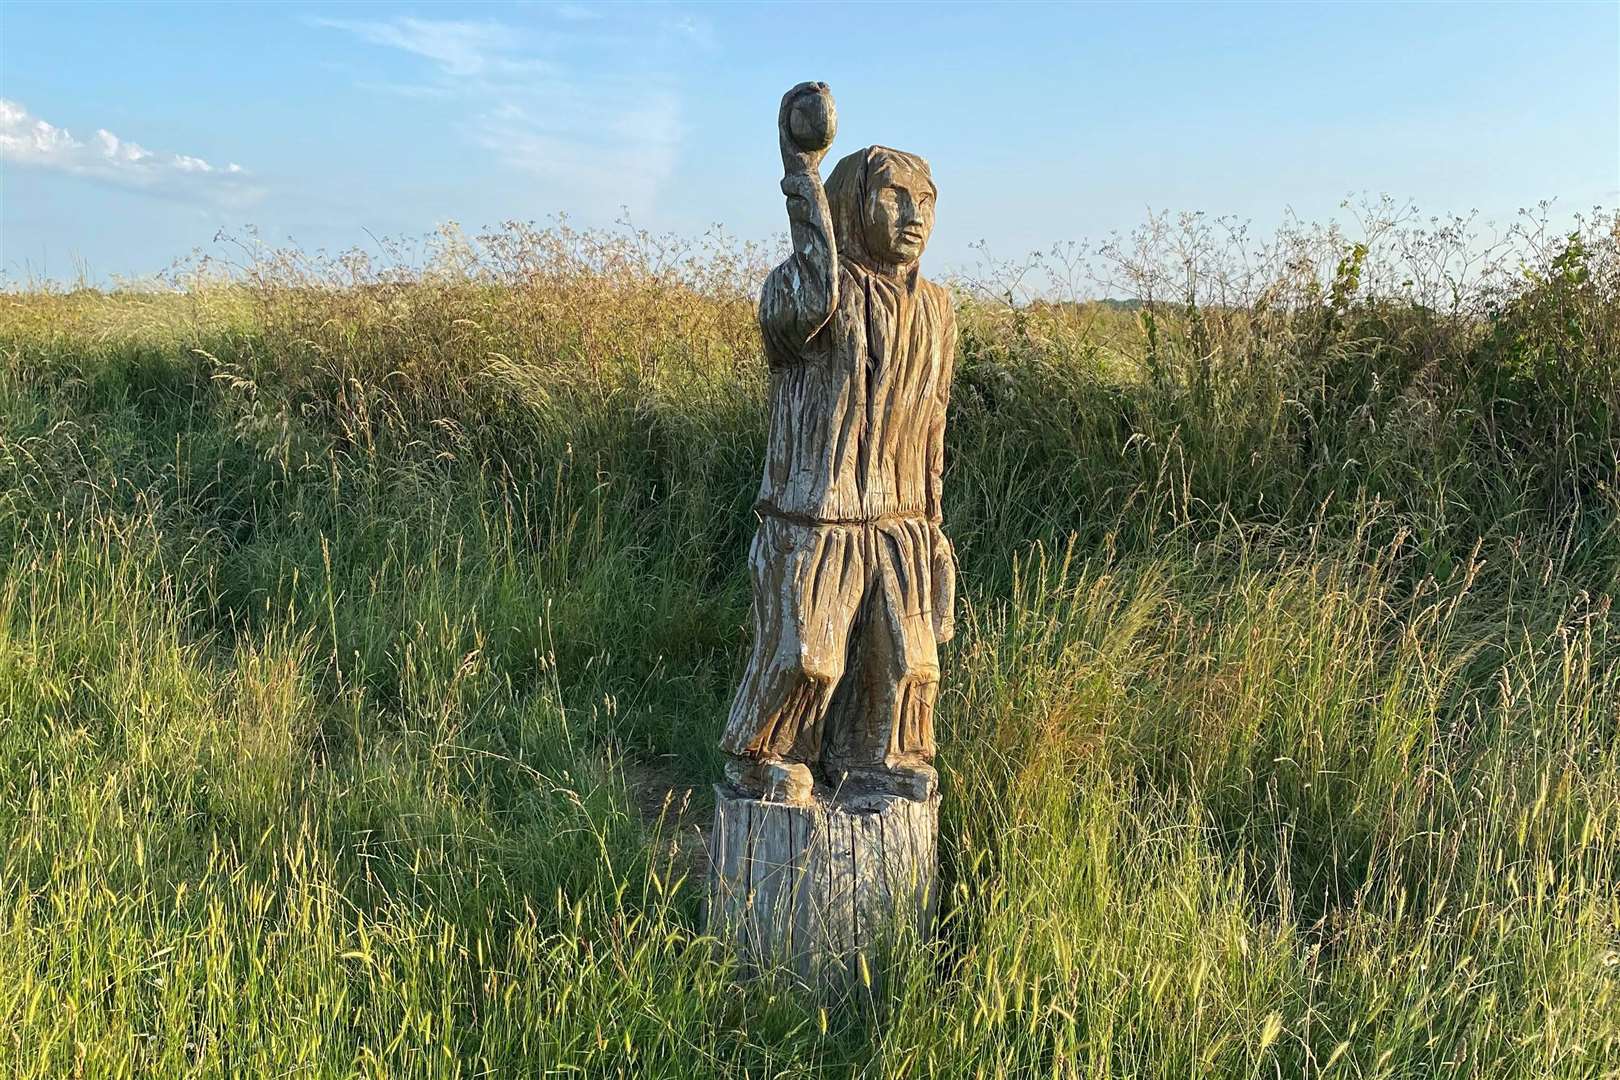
left=720, top=81, right=955, bottom=802
left=709, top=82, right=952, bottom=990
left=709, top=786, right=938, bottom=987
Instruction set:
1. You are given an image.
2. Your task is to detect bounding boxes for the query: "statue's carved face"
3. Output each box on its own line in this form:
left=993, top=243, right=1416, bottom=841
left=863, top=158, right=935, bottom=266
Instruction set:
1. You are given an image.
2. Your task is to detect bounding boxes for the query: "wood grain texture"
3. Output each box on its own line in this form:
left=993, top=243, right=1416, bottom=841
left=709, top=786, right=938, bottom=987
left=710, top=84, right=949, bottom=991
left=721, top=83, right=956, bottom=799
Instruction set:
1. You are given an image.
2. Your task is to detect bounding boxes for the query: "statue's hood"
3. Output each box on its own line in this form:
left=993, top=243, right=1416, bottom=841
left=824, top=145, right=935, bottom=279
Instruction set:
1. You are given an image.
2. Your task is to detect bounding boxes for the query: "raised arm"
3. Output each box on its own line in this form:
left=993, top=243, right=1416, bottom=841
left=759, top=82, right=840, bottom=363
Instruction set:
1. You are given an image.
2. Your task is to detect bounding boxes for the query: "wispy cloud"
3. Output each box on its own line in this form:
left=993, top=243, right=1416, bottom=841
left=553, top=5, right=605, bottom=23
left=313, top=11, right=707, bottom=214
left=311, top=16, right=550, bottom=80
left=0, top=99, right=260, bottom=206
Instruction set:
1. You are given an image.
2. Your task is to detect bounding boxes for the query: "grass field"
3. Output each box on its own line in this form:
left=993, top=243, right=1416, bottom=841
left=2, top=209, right=1617, bottom=1077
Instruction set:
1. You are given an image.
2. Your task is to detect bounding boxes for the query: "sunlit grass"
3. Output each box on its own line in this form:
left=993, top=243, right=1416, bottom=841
left=1, top=212, right=1616, bottom=1076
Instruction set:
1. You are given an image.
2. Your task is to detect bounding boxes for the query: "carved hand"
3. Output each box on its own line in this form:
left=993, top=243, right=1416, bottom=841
left=778, top=82, right=836, bottom=176
left=930, top=524, right=957, bottom=644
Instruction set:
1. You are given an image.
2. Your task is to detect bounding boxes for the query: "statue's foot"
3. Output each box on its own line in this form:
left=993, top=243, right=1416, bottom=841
left=724, top=756, right=815, bottom=805
left=831, top=762, right=938, bottom=802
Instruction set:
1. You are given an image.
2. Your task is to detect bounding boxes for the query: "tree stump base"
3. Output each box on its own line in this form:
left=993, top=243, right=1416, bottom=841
left=708, top=784, right=939, bottom=987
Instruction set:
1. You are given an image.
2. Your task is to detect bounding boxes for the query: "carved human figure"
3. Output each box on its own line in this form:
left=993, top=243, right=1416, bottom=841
left=722, top=83, right=956, bottom=804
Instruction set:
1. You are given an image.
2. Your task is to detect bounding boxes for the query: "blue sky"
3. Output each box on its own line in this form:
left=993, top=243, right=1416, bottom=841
left=3, top=1, right=1616, bottom=284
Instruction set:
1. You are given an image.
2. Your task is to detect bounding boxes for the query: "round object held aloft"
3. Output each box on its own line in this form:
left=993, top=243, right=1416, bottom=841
left=788, top=87, right=836, bottom=153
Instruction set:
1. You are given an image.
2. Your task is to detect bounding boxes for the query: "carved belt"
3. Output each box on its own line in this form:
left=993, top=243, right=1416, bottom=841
left=753, top=501, right=939, bottom=527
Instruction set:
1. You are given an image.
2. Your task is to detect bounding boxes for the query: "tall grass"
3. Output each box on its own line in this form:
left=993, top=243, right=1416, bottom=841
left=1, top=207, right=1616, bottom=1077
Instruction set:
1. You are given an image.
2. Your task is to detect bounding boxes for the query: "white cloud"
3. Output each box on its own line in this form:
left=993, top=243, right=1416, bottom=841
left=0, top=99, right=258, bottom=206
left=314, top=12, right=695, bottom=214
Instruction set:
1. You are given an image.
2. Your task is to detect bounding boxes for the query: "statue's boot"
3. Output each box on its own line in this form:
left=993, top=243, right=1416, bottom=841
left=831, top=761, right=938, bottom=802
left=724, top=755, right=815, bottom=805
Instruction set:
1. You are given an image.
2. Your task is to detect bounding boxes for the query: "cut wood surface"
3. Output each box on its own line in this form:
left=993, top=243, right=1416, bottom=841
left=709, top=786, right=939, bottom=986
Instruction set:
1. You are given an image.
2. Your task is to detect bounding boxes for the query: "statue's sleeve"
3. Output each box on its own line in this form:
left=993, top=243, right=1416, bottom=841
left=758, top=172, right=839, bottom=364
left=926, top=302, right=957, bottom=523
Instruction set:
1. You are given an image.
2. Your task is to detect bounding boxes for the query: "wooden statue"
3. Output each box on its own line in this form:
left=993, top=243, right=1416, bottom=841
left=710, top=82, right=953, bottom=983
